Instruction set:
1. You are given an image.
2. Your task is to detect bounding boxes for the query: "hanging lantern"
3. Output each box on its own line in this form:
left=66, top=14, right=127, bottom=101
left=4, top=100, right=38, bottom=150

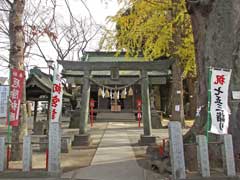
left=105, top=89, right=110, bottom=98
left=128, top=87, right=133, bottom=96
left=98, top=88, right=102, bottom=96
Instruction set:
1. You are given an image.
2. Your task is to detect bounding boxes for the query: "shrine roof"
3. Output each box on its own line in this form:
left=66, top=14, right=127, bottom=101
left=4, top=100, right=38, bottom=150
left=26, top=67, right=71, bottom=101
left=81, top=51, right=169, bottom=62
left=62, top=70, right=169, bottom=77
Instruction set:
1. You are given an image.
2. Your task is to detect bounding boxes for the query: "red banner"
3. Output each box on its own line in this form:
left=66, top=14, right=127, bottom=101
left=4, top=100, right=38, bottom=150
left=8, top=68, right=25, bottom=126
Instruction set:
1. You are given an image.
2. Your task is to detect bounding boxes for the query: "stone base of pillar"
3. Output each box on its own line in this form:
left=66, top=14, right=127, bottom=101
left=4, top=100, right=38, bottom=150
left=72, top=134, right=91, bottom=146
left=151, top=110, right=163, bottom=129
left=138, top=135, right=156, bottom=146
left=69, top=110, right=80, bottom=128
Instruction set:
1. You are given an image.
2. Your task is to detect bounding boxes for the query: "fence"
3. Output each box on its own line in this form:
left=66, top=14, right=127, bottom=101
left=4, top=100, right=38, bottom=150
left=168, top=121, right=236, bottom=179
left=0, top=124, right=61, bottom=174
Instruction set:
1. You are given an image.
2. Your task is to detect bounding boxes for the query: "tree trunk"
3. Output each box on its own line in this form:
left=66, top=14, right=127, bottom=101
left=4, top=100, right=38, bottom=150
left=186, top=76, right=197, bottom=119
left=171, top=61, right=185, bottom=126
left=185, top=0, right=240, bottom=170
left=9, top=0, right=26, bottom=161
left=170, top=0, right=185, bottom=126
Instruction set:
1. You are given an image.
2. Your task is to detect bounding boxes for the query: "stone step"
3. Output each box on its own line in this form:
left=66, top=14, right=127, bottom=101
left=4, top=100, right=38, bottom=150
left=96, top=112, right=136, bottom=122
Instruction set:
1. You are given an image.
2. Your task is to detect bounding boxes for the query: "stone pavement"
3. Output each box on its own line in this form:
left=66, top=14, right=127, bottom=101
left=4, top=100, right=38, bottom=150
left=62, top=122, right=148, bottom=180
left=0, top=119, right=192, bottom=179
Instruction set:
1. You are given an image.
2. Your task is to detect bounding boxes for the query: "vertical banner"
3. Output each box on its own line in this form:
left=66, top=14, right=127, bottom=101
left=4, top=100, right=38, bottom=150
left=0, top=86, right=9, bottom=118
left=9, top=68, right=25, bottom=126
left=209, top=68, right=231, bottom=134
left=50, top=64, right=63, bottom=123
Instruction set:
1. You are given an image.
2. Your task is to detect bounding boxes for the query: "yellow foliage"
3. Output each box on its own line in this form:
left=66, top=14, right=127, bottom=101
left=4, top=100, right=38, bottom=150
left=101, top=0, right=196, bottom=77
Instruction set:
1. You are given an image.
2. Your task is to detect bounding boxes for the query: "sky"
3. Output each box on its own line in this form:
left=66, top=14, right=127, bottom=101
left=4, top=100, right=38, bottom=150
left=0, top=0, right=121, bottom=78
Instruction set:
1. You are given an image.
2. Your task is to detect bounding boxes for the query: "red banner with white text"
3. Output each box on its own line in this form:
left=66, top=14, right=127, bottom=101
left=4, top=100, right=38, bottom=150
left=8, top=68, right=25, bottom=126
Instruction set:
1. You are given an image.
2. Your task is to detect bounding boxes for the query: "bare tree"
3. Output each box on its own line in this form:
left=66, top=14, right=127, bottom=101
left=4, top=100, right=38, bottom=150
left=33, top=0, right=101, bottom=62
left=0, top=0, right=101, bottom=160
left=0, top=0, right=56, bottom=160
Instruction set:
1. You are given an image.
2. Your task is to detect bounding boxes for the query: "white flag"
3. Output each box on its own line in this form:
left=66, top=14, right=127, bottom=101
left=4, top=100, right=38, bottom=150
left=209, top=68, right=231, bottom=134
left=50, top=64, right=63, bottom=123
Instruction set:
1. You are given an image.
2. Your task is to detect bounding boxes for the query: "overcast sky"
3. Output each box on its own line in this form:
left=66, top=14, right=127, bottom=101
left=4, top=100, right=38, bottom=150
left=0, top=0, right=120, bottom=78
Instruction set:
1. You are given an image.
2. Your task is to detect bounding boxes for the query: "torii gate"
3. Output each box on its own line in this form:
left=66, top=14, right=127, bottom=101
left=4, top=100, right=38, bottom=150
left=59, top=58, right=174, bottom=145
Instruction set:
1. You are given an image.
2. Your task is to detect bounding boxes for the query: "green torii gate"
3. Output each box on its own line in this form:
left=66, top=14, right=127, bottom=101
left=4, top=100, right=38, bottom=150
left=59, top=58, right=174, bottom=145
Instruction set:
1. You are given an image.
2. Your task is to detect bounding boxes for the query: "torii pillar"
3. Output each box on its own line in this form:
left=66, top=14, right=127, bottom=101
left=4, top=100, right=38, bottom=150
left=139, top=70, right=156, bottom=145
left=72, top=70, right=91, bottom=146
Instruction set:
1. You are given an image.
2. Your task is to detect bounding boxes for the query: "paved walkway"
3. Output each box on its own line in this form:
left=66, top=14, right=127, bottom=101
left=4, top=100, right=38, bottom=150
left=0, top=120, right=171, bottom=179
left=62, top=122, right=151, bottom=180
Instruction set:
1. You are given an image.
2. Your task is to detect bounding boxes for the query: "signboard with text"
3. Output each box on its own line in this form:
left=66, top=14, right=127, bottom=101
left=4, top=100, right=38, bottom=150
left=0, top=86, right=9, bottom=118
left=50, top=65, right=63, bottom=123
left=9, top=68, right=25, bottom=126
left=209, top=68, right=231, bottom=134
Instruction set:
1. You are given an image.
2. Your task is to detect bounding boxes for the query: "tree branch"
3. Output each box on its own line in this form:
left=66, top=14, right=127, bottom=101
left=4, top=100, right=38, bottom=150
left=0, top=8, right=10, bottom=12
left=4, top=0, right=12, bottom=7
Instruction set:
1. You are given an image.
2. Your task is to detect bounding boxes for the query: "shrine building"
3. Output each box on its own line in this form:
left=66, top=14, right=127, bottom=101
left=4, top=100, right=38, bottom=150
left=59, top=51, right=173, bottom=131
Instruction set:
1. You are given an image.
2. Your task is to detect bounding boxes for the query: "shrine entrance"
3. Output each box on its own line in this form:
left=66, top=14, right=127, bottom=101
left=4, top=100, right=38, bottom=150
left=59, top=51, right=173, bottom=145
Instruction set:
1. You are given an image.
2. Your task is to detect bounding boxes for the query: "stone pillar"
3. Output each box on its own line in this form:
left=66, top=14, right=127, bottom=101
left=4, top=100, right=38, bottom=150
left=23, top=135, right=32, bottom=172
left=221, top=134, right=236, bottom=176
left=79, top=70, right=91, bottom=134
left=48, top=123, right=61, bottom=173
left=196, top=135, right=210, bottom=177
left=139, top=70, right=156, bottom=145
left=72, top=70, right=91, bottom=146
left=0, top=137, right=5, bottom=172
left=168, top=121, right=186, bottom=179
left=141, top=70, right=152, bottom=135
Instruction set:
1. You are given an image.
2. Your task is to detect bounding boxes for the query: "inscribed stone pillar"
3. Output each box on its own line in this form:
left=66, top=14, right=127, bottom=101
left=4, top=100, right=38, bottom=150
left=48, top=123, right=61, bottom=173
left=221, top=134, right=236, bottom=176
left=196, top=135, right=210, bottom=177
left=23, top=135, right=32, bottom=172
left=0, top=137, right=5, bottom=172
left=79, top=70, right=91, bottom=134
left=168, top=121, right=186, bottom=179
left=141, top=70, right=152, bottom=136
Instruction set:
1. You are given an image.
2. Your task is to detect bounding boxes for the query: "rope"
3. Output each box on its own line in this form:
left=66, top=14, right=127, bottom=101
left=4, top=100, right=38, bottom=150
left=86, top=76, right=147, bottom=91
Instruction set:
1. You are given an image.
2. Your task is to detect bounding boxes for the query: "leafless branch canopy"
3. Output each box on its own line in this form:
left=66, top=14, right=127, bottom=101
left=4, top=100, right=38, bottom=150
left=0, top=0, right=101, bottom=70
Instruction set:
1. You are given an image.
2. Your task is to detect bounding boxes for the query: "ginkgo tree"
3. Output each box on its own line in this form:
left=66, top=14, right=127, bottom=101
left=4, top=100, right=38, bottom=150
left=103, top=0, right=240, bottom=168
left=101, top=0, right=196, bottom=124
